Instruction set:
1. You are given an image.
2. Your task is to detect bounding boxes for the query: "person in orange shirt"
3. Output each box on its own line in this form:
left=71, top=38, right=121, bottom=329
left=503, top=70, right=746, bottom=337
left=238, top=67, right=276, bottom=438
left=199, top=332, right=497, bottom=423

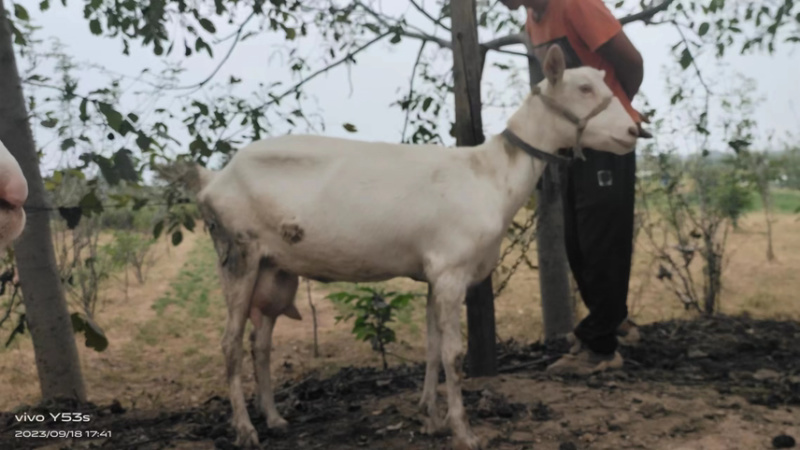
left=499, top=0, right=644, bottom=374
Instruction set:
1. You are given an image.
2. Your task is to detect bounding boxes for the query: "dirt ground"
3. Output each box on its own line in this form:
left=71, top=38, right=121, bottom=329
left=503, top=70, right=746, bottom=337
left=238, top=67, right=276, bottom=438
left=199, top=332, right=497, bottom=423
left=1, top=213, right=799, bottom=450
left=1, top=315, right=799, bottom=450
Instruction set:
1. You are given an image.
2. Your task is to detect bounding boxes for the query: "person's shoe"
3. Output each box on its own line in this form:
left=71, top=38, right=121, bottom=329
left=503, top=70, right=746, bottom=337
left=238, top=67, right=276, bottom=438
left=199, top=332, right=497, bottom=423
left=546, top=347, right=623, bottom=376
left=617, top=318, right=641, bottom=346
left=565, top=332, right=581, bottom=354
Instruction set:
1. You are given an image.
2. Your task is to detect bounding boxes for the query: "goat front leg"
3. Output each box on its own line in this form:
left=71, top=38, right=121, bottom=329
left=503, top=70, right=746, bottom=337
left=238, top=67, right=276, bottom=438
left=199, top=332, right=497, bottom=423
left=221, top=271, right=260, bottom=448
left=434, top=276, right=481, bottom=450
left=419, top=284, right=445, bottom=435
left=251, top=310, right=288, bottom=430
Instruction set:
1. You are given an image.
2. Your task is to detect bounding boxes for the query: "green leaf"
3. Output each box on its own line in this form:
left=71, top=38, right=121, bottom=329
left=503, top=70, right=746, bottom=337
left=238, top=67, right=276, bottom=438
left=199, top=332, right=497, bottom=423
left=135, top=132, right=151, bottom=151
left=60, top=138, right=76, bottom=150
left=192, top=100, right=209, bottom=116
left=199, top=18, right=216, bottom=33
left=39, top=0, right=50, bottom=11
left=195, top=37, right=213, bottom=57
left=9, top=20, right=26, bottom=46
left=285, top=27, right=296, bottom=40
left=390, top=34, right=401, bottom=44
left=113, top=149, right=138, bottom=182
left=41, top=117, right=58, bottom=128
left=132, top=198, right=148, bottom=211
left=728, top=139, right=750, bottom=153
left=79, top=98, right=89, bottom=122
left=153, top=220, right=165, bottom=239
left=183, top=213, right=196, bottom=232
left=422, top=97, right=433, bottom=112
left=97, top=102, right=123, bottom=132
left=70, top=313, right=108, bottom=352
left=343, top=123, right=357, bottom=133
left=89, top=18, right=102, bottom=35
left=698, top=22, right=710, bottom=36
left=679, top=48, right=693, bottom=69
left=58, top=207, right=82, bottom=229
left=127, top=112, right=139, bottom=123
left=93, top=154, right=120, bottom=185
left=171, top=230, right=183, bottom=246
left=79, top=191, right=104, bottom=216
left=14, top=4, right=30, bottom=20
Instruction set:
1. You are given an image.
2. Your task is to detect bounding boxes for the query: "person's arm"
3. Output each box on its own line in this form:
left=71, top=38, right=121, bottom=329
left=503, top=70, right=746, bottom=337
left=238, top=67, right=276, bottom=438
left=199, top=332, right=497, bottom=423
left=596, top=31, right=643, bottom=101
left=565, top=0, right=644, bottom=101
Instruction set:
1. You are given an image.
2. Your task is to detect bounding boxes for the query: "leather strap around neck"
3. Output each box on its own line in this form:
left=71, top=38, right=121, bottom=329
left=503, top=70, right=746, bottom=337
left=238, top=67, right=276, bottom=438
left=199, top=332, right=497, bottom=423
left=501, top=129, right=570, bottom=165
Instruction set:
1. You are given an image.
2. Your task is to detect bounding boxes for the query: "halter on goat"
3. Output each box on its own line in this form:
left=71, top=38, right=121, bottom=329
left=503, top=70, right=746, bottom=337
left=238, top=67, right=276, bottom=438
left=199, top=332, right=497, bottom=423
left=501, top=84, right=614, bottom=164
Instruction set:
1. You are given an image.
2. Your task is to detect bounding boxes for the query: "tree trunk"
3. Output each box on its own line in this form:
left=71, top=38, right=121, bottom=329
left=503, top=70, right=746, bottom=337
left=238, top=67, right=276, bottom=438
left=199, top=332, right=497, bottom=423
left=450, top=0, right=497, bottom=377
left=524, top=40, right=574, bottom=340
left=759, top=182, right=775, bottom=262
left=535, top=166, right=574, bottom=339
left=0, top=3, right=87, bottom=402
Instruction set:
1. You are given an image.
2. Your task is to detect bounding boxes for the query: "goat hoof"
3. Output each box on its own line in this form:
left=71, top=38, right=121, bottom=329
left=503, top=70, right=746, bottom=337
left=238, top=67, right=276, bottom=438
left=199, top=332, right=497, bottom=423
left=234, top=422, right=260, bottom=448
left=268, top=416, right=289, bottom=430
left=421, top=416, right=447, bottom=436
left=453, top=432, right=482, bottom=450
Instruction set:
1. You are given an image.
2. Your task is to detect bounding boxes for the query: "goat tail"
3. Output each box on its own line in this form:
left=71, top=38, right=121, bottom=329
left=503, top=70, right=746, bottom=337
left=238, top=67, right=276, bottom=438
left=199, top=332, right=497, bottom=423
left=153, top=158, right=214, bottom=195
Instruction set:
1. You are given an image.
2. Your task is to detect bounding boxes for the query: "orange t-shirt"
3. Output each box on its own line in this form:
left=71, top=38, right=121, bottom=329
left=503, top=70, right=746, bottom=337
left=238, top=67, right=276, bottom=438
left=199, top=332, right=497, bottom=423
left=525, top=0, right=641, bottom=123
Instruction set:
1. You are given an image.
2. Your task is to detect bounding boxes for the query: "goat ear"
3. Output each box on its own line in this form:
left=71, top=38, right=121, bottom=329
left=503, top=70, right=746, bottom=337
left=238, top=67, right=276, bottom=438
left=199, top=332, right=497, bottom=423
left=543, top=45, right=566, bottom=86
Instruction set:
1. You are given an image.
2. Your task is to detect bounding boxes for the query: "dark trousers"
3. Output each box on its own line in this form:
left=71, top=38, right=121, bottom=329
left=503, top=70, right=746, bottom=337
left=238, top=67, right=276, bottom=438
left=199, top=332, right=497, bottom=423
left=558, top=148, right=636, bottom=355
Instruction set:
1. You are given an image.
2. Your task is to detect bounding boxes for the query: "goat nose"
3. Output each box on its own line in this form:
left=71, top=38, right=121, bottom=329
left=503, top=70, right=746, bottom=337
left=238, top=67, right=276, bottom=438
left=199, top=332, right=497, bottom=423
left=628, top=126, right=638, bottom=137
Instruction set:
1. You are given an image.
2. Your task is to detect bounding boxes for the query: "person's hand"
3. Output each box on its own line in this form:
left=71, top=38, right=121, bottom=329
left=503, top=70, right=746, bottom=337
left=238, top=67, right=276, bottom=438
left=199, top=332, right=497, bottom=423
left=637, top=123, right=653, bottom=139
left=636, top=111, right=653, bottom=138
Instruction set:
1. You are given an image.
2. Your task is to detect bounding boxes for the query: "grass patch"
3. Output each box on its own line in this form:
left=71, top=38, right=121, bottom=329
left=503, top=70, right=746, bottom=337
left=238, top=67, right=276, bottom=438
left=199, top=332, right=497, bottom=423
left=134, top=240, right=223, bottom=348
left=747, top=188, right=800, bottom=214
left=152, top=241, right=218, bottom=317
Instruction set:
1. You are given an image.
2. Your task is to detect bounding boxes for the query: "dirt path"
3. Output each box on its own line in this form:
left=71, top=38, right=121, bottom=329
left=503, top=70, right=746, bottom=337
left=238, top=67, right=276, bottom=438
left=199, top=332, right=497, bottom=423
left=0, top=233, right=200, bottom=410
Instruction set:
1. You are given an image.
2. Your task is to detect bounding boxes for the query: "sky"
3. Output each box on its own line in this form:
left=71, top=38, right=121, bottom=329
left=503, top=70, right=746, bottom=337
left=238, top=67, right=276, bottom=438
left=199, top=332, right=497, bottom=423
left=19, top=0, right=800, bottom=173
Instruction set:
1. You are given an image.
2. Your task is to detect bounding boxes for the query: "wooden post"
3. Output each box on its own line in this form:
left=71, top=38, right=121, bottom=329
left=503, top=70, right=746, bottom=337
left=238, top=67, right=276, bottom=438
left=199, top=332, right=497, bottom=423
left=524, top=41, right=575, bottom=341
left=450, top=0, right=497, bottom=377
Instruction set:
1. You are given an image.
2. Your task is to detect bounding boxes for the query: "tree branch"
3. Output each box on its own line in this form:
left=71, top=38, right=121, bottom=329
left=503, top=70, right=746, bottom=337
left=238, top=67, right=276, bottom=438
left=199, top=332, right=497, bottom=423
left=619, top=0, right=676, bottom=25
left=401, top=40, right=428, bottom=142
left=253, top=31, right=392, bottom=111
left=354, top=0, right=452, bottom=49
left=672, top=21, right=711, bottom=96
left=171, top=11, right=257, bottom=93
left=409, top=0, right=450, bottom=31
left=481, top=32, right=527, bottom=52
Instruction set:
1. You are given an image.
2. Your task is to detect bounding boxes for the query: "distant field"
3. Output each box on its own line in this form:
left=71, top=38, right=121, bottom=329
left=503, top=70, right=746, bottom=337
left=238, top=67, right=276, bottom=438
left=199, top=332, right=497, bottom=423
left=747, top=188, right=800, bottom=213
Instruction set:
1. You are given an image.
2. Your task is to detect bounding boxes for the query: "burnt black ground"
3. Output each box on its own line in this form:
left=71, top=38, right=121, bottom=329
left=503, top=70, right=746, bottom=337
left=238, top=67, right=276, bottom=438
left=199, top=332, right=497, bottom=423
left=2, top=314, right=799, bottom=450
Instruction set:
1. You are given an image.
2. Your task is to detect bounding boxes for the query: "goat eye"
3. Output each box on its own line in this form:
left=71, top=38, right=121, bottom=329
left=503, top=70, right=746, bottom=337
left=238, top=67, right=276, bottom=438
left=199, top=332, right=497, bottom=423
left=579, top=85, right=593, bottom=94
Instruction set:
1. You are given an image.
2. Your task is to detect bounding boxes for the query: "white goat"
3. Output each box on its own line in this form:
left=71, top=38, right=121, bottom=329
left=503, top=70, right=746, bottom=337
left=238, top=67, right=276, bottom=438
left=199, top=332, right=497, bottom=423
left=0, top=139, right=28, bottom=251
left=168, top=45, right=639, bottom=449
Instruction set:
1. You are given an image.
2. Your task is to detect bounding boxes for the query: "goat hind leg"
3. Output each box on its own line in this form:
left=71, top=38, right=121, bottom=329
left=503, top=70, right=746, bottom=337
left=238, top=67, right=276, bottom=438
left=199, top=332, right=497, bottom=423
left=252, top=311, right=288, bottom=429
left=419, top=284, right=445, bottom=435
left=221, top=271, right=260, bottom=448
left=251, top=269, right=298, bottom=430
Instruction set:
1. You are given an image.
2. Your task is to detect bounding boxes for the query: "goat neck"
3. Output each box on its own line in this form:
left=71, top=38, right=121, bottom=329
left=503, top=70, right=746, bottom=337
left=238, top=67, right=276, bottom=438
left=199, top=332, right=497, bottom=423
left=469, top=96, right=558, bottom=224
